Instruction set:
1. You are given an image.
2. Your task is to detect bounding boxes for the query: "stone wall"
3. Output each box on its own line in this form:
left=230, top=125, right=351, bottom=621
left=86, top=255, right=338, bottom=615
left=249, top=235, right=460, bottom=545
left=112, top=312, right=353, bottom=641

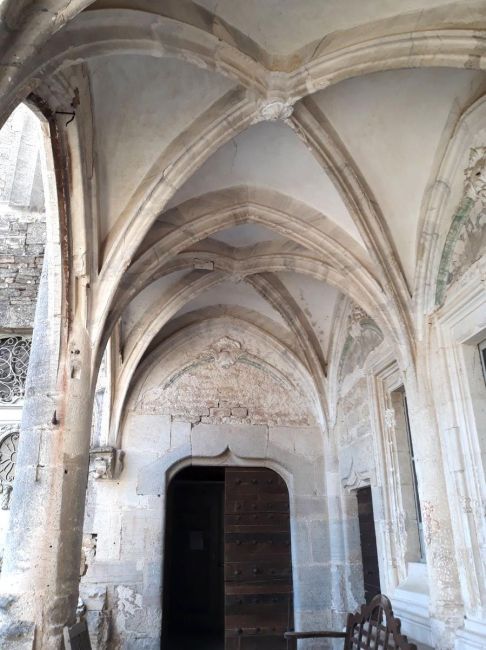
left=335, top=307, right=384, bottom=486
left=80, top=330, right=329, bottom=649
left=332, top=305, right=390, bottom=614
left=0, top=206, right=45, bottom=328
left=0, top=104, right=46, bottom=330
left=136, top=335, right=315, bottom=427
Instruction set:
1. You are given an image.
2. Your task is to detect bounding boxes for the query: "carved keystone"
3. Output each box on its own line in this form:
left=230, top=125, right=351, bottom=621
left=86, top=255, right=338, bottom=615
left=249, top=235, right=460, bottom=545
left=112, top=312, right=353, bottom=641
left=257, top=99, right=294, bottom=122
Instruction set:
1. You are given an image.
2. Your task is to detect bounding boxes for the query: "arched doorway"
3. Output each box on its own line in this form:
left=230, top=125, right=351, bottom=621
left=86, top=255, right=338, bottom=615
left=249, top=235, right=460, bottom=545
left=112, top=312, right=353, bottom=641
left=163, top=466, right=293, bottom=649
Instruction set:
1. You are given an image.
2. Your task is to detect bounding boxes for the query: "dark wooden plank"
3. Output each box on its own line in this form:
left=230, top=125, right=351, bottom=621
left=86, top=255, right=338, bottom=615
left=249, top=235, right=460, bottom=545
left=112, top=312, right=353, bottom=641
left=225, top=512, right=289, bottom=531
left=225, top=497, right=290, bottom=514
left=224, top=467, right=293, bottom=649
left=225, top=559, right=292, bottom=584
left=226, top=583, right=292, bottom=596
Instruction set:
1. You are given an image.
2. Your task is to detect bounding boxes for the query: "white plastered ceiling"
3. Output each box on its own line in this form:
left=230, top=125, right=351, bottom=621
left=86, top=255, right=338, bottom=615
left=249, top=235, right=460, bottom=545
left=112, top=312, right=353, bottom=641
left=43, top=0, right=486, bottom=430
left=314, top=67, right=486, bottom=284
left=194, top=0, right=465, bottom=56
left=92, top=60, right=486, bottom=413
left=89, top=54, right=236, bottom=239
left=174, top=280, right=289, bottom=329
left=167, top=120, right=363, bottom=244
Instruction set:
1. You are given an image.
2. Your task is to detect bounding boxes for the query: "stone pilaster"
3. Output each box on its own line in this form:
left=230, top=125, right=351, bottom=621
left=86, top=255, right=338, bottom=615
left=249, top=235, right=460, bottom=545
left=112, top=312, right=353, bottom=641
left=405, top=353, right=464, bottom=649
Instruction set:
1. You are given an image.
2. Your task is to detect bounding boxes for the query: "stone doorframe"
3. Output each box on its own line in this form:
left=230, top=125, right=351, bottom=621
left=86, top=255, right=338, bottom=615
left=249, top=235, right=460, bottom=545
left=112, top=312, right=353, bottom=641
left=362, top=354, right=434, bottom=647
left=366, top=354, right=410, bottom=595
left=431, top=260, right=486, bottom=647
left=82, top=421, right=334, bottom=648
left=142, top=426, right=331, bottom=636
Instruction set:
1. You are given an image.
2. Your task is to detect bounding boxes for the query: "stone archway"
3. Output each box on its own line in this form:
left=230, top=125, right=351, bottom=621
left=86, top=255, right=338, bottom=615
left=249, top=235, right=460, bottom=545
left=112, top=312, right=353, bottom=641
left=162, top=464, right=294, bottom=650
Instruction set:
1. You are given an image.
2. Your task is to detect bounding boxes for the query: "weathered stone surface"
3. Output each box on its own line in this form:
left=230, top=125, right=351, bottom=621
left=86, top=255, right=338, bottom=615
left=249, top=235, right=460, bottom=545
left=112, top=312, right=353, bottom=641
left=1, top=7, right=486, bottom=650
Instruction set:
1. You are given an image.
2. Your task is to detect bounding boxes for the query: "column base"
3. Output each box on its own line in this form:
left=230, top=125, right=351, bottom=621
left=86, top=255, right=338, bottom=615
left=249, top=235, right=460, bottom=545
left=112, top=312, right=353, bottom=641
left=392, top=562, right=433, bottom=646
left=0, top=595, right=34, bottom=650
left=455, top=617, right=486, bottom=650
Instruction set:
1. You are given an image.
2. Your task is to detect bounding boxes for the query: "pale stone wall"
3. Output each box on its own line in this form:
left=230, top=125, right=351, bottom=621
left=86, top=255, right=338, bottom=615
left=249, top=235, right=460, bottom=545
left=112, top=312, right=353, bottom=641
left=80, top=331, right=330, bottom=649
left=1, top=6, right=486, bottom=650
left=333, top=308, right=388, bottom=617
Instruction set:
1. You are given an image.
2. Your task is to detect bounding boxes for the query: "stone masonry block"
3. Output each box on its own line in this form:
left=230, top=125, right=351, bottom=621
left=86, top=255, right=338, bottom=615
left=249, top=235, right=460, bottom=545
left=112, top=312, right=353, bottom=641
left=231, top=407, right=248, bottom=417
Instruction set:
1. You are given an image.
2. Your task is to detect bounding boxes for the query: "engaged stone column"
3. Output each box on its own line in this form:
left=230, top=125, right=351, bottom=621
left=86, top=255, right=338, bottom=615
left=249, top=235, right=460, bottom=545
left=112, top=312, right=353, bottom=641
left=0, top=258, right=93, bottom=649
left=405, top=354, right=464, bottom=650
left=323, top=434, right=353, bottom=625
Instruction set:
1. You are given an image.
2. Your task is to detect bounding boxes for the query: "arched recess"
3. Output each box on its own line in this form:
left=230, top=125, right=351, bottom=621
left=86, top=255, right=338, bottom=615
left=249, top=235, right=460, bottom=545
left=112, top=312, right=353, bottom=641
left=112, top=309, right=324, bottom=445
left=76, top=306, right=333, bottom=646
left=105, top=235, right=400, bottom=444
left=114, top=283, right=327, bottom=440
left=108, top=186, right=371, bottom=324
left=415, top=93, right=486, bottom=317
left=91, top=184, right=401, bottom=426
left=99, top=181, right=408, bottom=442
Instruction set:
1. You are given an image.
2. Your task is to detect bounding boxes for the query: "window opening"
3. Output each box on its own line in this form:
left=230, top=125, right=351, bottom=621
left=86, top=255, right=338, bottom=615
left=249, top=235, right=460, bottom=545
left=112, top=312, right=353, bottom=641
left=479, top=339, right=486, bottom=385
left=402, top=393, right=425, bottom=561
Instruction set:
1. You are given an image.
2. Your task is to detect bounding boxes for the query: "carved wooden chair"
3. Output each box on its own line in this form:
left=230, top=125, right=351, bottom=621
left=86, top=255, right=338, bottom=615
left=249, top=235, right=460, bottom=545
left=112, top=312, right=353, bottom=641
left=284, top=594, right=417, bottom=649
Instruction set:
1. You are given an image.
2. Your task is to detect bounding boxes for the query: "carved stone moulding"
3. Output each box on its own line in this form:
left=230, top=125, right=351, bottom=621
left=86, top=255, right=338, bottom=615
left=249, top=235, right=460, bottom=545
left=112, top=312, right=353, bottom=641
left=89, top=446, right=124, bottom=480
left=464, top=146, right=486, bottom=206
left=0, top=424, right=19, bottom=510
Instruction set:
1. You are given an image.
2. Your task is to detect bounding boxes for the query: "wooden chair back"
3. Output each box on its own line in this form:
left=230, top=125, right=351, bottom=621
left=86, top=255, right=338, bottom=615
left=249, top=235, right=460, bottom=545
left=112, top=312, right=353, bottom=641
left=344, top=594, right=417, bottom=649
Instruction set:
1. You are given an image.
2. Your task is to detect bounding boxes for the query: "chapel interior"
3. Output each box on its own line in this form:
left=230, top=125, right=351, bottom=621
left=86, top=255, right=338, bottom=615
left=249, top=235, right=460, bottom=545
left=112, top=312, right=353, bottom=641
left=0, top=1, right=485, bottom=649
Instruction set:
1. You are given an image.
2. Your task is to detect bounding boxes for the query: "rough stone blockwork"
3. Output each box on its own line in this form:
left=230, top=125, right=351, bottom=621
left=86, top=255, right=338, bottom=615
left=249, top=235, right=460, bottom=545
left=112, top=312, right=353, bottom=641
left=0, top=209, right=45, bottom=328
left=0, top=105, right=46, bottom=329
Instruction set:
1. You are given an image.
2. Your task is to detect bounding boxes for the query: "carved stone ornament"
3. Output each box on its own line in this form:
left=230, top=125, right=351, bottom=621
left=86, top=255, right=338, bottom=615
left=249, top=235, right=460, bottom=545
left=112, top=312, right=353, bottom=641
left=348, top=304, right=368, bottom=339
left=257, top=99, right=294, bottom=122
left=205, top=337, right=245, bottom=369
left=341, top=458, right=370, bottom=492
left=0, top=426, right=19, bottom=509
left=464, top=146, right=486, bottom=206
left=384, top=408, right=396, bottom=431
left=89, top=446, right=124, bottom=480
left=0, top=336, right=31, bottom=404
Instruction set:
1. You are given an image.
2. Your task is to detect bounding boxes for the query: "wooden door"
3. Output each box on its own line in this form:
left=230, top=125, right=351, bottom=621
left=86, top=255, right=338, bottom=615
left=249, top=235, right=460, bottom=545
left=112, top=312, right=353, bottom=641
left=164, top=469, right=225, bottom=646
left=356, top=486, right=381, bottom=603
left=224, top=467, right=293, bottom=649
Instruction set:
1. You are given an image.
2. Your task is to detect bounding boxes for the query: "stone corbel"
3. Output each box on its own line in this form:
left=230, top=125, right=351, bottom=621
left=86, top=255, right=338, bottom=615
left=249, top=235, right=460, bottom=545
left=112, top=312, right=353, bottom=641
left=89, top=446, right=124, bottom=480
left=341, top=458, right=370, bottom=493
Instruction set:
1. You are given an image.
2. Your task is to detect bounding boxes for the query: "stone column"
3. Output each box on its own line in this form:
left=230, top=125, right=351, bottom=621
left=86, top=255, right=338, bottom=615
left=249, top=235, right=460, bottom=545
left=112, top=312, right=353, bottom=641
left=404, top=350, right=464, bottom=649
left=323, top=433, right=354, bottom=625
left=0, top=256, right=94, bottom=649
